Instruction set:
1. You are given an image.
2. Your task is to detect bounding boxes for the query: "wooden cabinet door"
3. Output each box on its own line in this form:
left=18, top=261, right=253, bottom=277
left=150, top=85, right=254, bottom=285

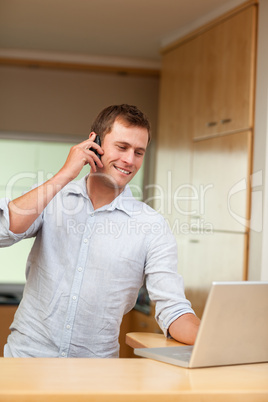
left=0, top=305, right=17, bottom=356
left=155, top=38, right=196, bottom=225
left=193, top=5, right=257, bottom=139
left=179, top=232, right=247, bottom=318
left=190, top=131, right=252, bottom=232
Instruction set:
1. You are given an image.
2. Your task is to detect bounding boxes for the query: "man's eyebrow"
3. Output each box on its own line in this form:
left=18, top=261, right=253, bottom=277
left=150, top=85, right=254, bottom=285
left=115, top=141, right=146, bottom=152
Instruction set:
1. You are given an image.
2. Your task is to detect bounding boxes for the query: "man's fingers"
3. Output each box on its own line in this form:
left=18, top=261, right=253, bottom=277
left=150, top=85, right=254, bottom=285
left=83, top=149, right=103, bottom=171
left=79, top=137, right=103, bottom=155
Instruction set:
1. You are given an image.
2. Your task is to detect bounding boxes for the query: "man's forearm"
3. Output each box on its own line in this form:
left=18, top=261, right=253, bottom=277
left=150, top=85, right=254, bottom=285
left=8, top=135, right=104, bottom=234
left=168, top=313, right=200, bottom=345
left=8, top=171, right=70, bottom=234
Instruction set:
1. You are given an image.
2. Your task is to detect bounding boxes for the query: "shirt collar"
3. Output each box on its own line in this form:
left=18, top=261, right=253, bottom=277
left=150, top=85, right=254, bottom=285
left=63, top=175, right=89, bottom=199
left=63, top=175, right=136, bottom=217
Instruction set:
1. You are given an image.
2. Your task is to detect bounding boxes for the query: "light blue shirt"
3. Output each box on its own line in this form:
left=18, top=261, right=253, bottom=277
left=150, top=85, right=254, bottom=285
left=0, top=175, right=194, bottom=358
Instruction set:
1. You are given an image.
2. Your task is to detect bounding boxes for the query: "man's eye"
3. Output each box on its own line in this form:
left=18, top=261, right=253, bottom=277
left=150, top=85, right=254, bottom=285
left=118, top=145, right=126, bottom=150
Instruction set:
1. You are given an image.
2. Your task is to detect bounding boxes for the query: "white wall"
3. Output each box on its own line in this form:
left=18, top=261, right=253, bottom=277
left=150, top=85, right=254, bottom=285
left=0, top=66, right=159, bottom=140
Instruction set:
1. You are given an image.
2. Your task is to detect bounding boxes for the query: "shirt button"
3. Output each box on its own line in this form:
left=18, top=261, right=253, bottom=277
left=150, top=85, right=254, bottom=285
left=72, top=296, right=77, bottom=301
left=61, top=352, right=66, bottom=357
left=83, top=238, right=88, bottom=244
left=66, top=325, right=71, bottom=329
left=78, top=267, right=83, bottom=272
left=90, top=213, right=94, bottom=217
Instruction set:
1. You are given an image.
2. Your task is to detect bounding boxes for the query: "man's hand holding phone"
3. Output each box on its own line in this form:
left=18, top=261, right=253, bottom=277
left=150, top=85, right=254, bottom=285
left=87, top=133, right=103, bottom=172
left=89, top=134, right=102, bottom=162
left=58, top=133, right=104, bottom=181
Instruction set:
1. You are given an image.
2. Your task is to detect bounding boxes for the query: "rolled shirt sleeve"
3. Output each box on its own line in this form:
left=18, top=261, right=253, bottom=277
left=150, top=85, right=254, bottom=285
left=144, top=216, right=195, bottom=337
left=0, top=197, right=43, bottom=247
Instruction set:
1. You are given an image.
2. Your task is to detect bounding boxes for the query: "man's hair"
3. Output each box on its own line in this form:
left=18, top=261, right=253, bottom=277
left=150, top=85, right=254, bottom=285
left=91, top=104, right=151, bottom=143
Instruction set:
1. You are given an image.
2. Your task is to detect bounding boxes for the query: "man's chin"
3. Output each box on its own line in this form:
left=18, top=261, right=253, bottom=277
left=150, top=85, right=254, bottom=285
left=92, top=171, right=127, bottom=191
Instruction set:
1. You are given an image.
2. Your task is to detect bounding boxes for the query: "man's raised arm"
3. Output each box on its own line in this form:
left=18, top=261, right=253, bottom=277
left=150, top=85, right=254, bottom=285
left=8, top=135, right=103, bottom=234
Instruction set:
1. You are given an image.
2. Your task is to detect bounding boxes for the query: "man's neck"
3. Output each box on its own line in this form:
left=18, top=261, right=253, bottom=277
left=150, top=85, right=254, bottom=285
left=86, top=174, right=124, bottom=210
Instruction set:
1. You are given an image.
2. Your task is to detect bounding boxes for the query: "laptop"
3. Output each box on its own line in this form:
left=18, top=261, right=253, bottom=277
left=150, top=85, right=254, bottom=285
left=134, top=281, right=268, bottom=368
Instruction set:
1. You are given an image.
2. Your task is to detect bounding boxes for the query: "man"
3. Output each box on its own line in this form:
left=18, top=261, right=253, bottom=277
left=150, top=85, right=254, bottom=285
left=0, top=104, right=200, bottom=358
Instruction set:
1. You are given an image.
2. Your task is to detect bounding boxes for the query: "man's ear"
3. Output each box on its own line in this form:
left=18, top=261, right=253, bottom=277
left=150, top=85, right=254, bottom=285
left=88, top=132, right=95, bottom=140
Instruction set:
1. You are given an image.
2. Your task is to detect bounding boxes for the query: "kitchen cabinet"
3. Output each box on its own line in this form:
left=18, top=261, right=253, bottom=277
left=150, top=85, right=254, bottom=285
left=155, top=2, right=257, bottom=317
left=190, top=131, right=252, bottom=232
left=0, top=305, right=17, bottom=356
left=0, top=284, right=24, bottom=357
left=192, top=5, right=257, bottom=139
left=154, top=36, right=196, bottom=225
left=180, top=232, right=247, bottom=318
left=119, top=308, right=162, bottom=358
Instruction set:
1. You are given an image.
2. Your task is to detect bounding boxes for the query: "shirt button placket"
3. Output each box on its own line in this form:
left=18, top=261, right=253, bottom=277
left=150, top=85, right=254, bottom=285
left=59, top=213, right=95, bottom=357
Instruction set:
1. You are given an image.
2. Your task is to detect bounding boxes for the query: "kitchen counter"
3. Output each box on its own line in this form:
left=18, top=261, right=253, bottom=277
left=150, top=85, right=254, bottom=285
left=1, top=357, right=267, bottom=401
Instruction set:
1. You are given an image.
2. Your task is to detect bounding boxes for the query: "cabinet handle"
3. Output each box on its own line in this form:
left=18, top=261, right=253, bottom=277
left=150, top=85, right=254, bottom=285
left=220, top=118, right=232, bottom=124
left=206, top=121, right=217, bottom=127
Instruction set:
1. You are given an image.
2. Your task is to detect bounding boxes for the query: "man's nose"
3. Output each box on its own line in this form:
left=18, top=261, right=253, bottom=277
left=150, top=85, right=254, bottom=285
left=122, top=150, right=135, bottom=165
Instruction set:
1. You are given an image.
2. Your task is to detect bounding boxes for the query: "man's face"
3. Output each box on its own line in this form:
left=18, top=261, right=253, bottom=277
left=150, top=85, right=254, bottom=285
left=96, top=119, right=148, bottom=189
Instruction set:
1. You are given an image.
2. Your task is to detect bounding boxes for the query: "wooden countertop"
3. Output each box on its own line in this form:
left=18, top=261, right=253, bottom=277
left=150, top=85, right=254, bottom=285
left=1, top=357, right=268, bottom=402
left=125, top=331, right=184, bottom=349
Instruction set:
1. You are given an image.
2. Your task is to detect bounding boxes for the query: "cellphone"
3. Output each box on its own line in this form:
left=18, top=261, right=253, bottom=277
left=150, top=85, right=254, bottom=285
left=90, top=135, right=101, bottom=161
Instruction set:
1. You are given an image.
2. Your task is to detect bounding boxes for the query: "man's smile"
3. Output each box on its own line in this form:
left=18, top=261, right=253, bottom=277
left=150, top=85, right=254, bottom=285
left=114, top=166, right=132, bottom=175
